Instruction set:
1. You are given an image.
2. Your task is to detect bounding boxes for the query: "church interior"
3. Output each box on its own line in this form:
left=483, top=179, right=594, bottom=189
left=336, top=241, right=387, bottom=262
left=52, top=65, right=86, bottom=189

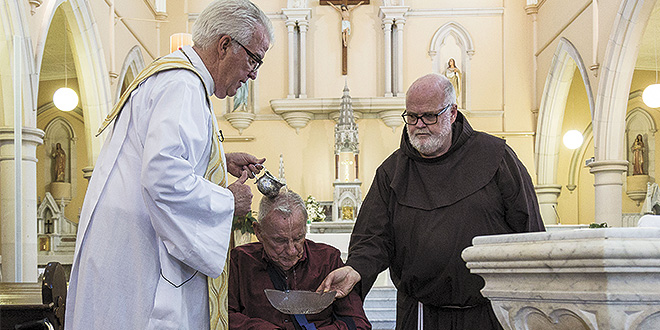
left=3, top=0, right=660, bottom=328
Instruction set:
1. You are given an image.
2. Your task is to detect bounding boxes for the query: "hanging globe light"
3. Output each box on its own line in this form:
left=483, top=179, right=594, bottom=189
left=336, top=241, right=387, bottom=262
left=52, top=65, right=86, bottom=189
left=563, top=130, right=584, bottom=150
left=643, top=84, right=660, bottom=108
left=53, top=19, right=78, bottom=111
left=53, top=87, right=79, bottom=111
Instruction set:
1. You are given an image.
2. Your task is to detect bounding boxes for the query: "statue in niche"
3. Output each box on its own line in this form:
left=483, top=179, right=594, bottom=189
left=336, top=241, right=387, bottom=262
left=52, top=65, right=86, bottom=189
left=52, top=143, right=66, bottom=182
left=328, top=0, right=364, bottom=47
left=632, top=134, right=645, bottom=175
left=444, top=58, right=461, bottom=107
left=233, top=81, right=249, bottom=112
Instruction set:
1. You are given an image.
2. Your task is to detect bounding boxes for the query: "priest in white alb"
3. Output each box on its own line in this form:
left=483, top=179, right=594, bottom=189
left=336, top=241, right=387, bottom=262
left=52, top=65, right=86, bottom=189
left=64, top=1, right=274, bottom=329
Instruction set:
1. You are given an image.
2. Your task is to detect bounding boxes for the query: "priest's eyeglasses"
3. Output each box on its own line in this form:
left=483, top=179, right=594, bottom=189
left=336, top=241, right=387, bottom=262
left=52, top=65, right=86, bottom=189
left=233, top=39, right=263, bottom=73
left=401, top=103, right=453, bottom=125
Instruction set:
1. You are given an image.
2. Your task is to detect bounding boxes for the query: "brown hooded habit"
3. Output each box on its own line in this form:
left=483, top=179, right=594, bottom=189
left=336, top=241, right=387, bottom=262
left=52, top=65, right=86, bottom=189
left=346, top=112, right=544, bottom=329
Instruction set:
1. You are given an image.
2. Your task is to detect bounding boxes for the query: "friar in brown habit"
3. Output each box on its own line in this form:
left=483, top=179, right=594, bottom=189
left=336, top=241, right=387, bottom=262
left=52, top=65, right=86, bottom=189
left=318, top=73, right=545, bottom=330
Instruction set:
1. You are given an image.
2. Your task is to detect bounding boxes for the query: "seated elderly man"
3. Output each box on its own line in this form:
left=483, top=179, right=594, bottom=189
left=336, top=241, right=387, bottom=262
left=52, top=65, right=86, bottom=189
left=228, top=190, right=371, bottom=330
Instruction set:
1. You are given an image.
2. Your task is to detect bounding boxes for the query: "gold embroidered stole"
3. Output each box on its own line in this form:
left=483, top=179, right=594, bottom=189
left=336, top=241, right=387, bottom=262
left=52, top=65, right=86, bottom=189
left=97, top=56, right=230, bottom=328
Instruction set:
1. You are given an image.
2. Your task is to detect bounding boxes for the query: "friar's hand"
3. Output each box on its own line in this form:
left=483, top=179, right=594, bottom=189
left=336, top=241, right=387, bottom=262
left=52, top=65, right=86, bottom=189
left=226, top=152, right=265, bottom=179
left=227, top=171, right=252, bottom=217
left=316, top=266, right=361, bottom=299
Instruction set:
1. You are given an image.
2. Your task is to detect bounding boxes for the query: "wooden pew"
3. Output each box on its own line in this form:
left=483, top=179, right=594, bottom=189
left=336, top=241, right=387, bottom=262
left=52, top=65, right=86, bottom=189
left=0, top=262, right=67, bottom=330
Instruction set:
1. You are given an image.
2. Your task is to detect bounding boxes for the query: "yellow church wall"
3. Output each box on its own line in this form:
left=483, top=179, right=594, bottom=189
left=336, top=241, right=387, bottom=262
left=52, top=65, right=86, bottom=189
left=404, top=15, right=504, bottom=111
left=159, top=0, right=190, bottom=56
left=310, top=4, right=380, bottom=97
left=410, top=0, right=503, bottom=9
left=87, top=0, right=160, bottom=79
left=536, top=0, right=592, bottom=47
left=630, top=70, right=659, bottom=93
left=220, top=118, right=401, bottom=211
left=254, top=19, right=288, bottom=111
left=578, top=137, right=596, bottom=222
left=502, top=2, right=535, bottom=133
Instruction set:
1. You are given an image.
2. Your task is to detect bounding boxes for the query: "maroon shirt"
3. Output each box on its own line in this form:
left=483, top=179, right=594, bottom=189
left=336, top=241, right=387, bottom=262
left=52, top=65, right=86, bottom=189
left=229, top=239, right=371, bottom=330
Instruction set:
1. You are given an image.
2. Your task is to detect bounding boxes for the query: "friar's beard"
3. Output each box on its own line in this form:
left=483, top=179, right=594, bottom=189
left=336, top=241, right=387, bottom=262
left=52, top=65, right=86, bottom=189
left=407, top=115, right=452, bottom=157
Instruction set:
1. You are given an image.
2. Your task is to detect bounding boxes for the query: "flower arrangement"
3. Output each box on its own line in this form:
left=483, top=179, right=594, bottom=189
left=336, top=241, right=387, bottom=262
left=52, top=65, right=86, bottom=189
left=232, top=211, right=258, bottom=234
left=305, top=195, right=326, bottom=222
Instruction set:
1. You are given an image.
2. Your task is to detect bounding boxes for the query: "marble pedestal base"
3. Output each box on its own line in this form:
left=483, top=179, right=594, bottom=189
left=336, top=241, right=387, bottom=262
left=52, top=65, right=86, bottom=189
left=462, top=228, right=660, bottom=330
left=627, top=175, right=652, bottom=205
left=48, top=182, right=71, bottom=202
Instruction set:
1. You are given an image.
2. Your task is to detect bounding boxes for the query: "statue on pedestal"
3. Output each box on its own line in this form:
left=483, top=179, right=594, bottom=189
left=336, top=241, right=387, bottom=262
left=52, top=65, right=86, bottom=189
left=632, top=134, right=645, bottom=175
left=444, top=58, right=461, bottom=107
left=52, top=143, right=66, bottom=182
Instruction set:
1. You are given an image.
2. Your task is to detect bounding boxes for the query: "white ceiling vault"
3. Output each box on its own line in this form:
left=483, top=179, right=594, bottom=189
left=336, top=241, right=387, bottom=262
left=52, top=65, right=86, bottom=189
left=40, top=10, right=77, bottom=82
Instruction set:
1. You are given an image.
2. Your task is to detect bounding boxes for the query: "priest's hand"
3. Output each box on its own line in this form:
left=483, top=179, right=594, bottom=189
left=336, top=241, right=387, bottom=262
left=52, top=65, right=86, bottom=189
left=316, top=266, right=361, bottom=299
left=227, top=171, right=252, bottom=217
left=226, top=152, right=265, bottom=179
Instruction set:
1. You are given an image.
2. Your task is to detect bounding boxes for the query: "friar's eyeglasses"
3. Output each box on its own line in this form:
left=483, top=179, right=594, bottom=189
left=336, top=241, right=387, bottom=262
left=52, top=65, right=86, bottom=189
left=401, top=103, right=453, bottom=125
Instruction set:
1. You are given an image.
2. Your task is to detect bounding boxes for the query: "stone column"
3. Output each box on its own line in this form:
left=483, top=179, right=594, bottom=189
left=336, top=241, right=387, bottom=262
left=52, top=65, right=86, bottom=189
left=299, top=20, right=309, bottom=98
left=285, top=18, right=297, bottom=98
left=534, top=184, right=562, bottom=224
left=588, top=160, right=628, bottom=227
left=380, top=7, right=409, bottom=96
left=381, top=17, right=393, bottom=97
left=283, top=8, right=312, bottom=99
left=395, top=19, right=406, bottom=95
left=0, top=127, right=44, bottom=282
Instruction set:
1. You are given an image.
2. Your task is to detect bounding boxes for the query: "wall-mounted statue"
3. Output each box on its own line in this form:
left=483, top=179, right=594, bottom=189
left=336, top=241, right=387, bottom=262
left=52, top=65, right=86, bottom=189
left=52, top=143, right=66, bottom=182
left=328, top=0, right=364, bottom=48
left=445, top=58, right=461, bottom=107
left=632, top=134, right=645, bottom=175
left=233, top=81, right=249, bottom=112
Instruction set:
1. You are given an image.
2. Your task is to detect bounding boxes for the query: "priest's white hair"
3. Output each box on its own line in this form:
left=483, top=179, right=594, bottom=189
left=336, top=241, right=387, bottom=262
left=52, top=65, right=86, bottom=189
left=192, top=0, right=274, bottom=51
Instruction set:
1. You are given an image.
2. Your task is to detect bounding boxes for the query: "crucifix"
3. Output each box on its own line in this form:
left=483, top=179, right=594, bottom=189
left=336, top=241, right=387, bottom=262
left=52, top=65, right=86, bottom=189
left=321, top=0, right=369, bottom=75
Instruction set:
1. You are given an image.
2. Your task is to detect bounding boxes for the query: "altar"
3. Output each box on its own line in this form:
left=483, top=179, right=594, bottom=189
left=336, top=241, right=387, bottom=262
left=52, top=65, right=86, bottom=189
left=462, top=226, right=660, bottom=330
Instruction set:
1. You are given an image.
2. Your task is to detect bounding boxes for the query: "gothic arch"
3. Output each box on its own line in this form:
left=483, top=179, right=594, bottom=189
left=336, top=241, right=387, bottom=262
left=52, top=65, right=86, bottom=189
left=429, top=22, right=474, bottom=110
left=589, top=0, right=658, bottom=225
left=594, top=0, right=657, bottom=161
left=35, top=0, right=112, bottom=167
left=535, top=38, right=594, bottom=186
left=115, top=46, right=146, bottom=102
left=626, top=107, right=657, bottom=133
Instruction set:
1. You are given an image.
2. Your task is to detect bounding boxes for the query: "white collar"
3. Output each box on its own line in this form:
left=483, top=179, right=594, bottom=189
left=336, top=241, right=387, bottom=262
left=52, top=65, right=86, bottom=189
left=174, top=45, right=215, bottom=98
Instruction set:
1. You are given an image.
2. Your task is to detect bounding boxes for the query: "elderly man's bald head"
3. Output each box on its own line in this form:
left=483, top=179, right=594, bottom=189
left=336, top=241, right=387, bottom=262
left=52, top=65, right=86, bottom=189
left=406, top=73, right=456, bottom=107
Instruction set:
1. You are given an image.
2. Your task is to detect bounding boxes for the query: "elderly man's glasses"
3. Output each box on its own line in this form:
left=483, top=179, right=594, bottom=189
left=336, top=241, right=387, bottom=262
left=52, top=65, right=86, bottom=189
left=401, top=103, right=453, bottom=125
left=233, top=39, right=263, bottom=73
